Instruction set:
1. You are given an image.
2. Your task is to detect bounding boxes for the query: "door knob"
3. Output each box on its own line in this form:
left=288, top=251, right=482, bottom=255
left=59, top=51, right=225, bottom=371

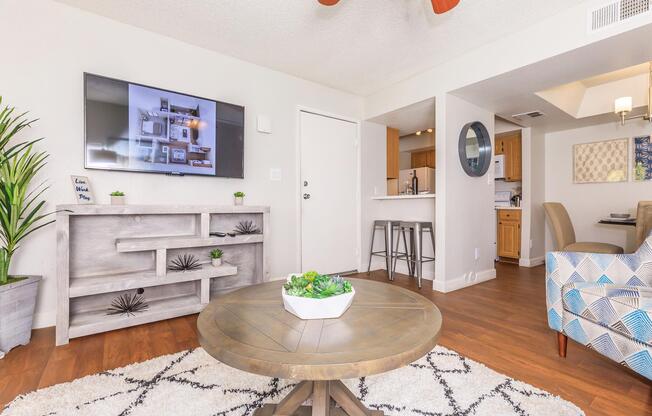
left=303, top=193, right=311, bottom=199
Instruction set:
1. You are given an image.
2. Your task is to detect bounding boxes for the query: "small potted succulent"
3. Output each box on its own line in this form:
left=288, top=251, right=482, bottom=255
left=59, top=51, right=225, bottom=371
left=282, top=271, right=355, bottom=320
left=233, top=191, right=245, bottom=206
left=110, top=191, right=125, bottom=205
left=210, top=248, right=223, bottom=267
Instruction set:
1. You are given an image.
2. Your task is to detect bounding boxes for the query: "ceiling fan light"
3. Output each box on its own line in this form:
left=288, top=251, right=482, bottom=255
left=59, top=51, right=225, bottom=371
left=416, top=131, right=422, bottom=136
left=431, top=0, right=461, bottom=14
left=614, top=96, right=633, bottom=115
left=427, top=128, right=433, bottom=133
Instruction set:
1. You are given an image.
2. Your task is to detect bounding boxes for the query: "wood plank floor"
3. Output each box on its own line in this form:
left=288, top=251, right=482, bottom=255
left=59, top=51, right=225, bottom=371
left=1, top=263, right=650, bottom=415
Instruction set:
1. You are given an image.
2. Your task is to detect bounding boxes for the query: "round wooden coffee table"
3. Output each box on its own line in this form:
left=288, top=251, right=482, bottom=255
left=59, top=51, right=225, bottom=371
left=197, top=278, right=442, bottom=416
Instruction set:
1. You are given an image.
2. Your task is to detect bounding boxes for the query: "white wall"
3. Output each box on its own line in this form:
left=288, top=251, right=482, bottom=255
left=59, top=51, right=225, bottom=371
left=436, top=94, right=495, bottom=292
left=0, top=0, right=362, bottom=328
left=529, top=128, right=547, bottom=261
left=544, top=120, right=652, bottom=253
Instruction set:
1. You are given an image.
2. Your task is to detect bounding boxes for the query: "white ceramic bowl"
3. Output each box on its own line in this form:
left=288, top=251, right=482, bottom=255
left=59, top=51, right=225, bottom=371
left=282, top=274, right=355, bottom=320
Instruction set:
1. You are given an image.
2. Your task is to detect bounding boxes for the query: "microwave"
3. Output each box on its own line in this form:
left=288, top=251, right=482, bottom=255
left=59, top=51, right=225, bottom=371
left=494, top=154, right=505, bottom=179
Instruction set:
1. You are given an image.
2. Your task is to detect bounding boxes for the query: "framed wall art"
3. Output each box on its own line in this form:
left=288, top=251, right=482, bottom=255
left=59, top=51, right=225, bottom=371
left=633, top=135, right=652, bottom=181
left=573, top=138, right=628, bottom=184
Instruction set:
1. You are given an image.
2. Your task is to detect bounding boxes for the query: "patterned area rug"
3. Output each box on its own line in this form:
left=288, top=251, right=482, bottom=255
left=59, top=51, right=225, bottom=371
left=2, top=346, right=583, bottom=416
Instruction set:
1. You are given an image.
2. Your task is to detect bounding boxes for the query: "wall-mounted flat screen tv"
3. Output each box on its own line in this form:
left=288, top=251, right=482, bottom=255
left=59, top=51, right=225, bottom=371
left=84, top=73, right=244, bottom=178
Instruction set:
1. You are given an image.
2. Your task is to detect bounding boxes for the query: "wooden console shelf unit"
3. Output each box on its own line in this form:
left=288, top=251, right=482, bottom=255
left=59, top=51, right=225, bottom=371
left=56, top=204, right=269, bottom=345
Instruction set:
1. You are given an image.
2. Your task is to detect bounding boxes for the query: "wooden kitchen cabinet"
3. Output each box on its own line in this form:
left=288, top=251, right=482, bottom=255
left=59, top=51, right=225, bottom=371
left=497, top=209, right=521, bottom=259
left=495, top=136, right=505, bottom=155
left=387, top=127, right=400, bottom=179
left=411, top=149, right=435, bottom=169
left=496, top=131, right=521, bottom=182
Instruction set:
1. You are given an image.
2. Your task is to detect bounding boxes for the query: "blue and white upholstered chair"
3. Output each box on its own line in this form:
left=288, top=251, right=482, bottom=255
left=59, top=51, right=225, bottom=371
left=546, top=233, right=652, bottom=380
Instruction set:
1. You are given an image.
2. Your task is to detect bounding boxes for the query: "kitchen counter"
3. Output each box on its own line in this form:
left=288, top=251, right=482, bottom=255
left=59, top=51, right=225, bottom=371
left=495, top=206, right=521, bottom=210
left=372, top=194, right=435, bottom=201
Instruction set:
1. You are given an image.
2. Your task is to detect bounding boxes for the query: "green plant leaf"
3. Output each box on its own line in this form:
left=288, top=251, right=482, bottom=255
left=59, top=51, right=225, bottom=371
left=0, top=100, right=55, bottom=283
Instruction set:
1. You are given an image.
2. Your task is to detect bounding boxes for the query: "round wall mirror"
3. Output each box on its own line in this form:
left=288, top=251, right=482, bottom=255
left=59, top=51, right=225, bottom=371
left=458, top=121, right=492, bottom=177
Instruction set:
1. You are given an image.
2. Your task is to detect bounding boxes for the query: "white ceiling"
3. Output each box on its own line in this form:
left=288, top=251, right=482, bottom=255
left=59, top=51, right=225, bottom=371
left=369, top=98, right=435, bottom=136
left=452, top=23, right=652, bottom=133
left=535, top=63, right=651, bottom=120
left=580, top=63, right=649, bottom=88
left=55, top=0, right=583, bottom=96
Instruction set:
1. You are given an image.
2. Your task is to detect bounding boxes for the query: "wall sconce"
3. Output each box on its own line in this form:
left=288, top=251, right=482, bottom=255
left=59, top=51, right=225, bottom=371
left=614, top=62, right=652, bottom=126
left=614, top=96, right=633, bottom=126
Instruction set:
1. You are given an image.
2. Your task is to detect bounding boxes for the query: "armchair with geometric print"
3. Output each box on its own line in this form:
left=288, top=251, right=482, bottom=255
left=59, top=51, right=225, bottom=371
left=545, top=233, right=652, bottom=380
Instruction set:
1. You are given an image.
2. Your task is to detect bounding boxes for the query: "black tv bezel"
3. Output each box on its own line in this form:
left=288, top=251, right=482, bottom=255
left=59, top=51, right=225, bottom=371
left=83, top=72, right=245, bottom=179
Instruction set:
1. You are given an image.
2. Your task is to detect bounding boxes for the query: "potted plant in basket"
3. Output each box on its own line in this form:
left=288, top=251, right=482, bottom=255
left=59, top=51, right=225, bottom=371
left=0, top=98, right=56, bottom=358
left=282, top=271, right=355, bottom=320
left=233, top=191, right=245, bottom=206
left=110, top=191, right=125, bottom=205
left=210, top=248, right=223, bottom=267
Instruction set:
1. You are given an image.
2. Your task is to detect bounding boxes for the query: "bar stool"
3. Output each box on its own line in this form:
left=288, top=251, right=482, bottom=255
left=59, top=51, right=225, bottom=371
left=366, top=220, right=409, bottom=281
left=393, top=221, right=435, bottom=288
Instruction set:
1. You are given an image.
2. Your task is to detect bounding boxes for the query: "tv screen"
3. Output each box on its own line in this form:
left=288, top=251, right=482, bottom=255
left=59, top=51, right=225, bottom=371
left=84, top=73, right=244, bottom=178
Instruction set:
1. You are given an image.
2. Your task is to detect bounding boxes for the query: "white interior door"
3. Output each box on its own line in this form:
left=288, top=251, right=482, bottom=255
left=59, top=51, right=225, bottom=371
left=300, top=111, right=358, bottom=274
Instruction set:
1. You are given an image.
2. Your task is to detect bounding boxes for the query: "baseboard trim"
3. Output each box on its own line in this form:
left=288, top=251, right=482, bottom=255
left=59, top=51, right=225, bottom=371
left=519, top=256, right=545, bottom=268
left=33, top=312, right=55, bottom=329
left=432, top=268, right=496, bottom=293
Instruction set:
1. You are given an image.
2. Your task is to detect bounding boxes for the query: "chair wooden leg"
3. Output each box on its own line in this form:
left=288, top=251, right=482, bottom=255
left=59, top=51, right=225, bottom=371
left=557, top=332, right=567, bottom=358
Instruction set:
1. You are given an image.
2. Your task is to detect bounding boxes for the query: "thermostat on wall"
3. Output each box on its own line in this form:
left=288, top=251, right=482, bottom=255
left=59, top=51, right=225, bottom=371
left=257, top=115, right=272, bottom=134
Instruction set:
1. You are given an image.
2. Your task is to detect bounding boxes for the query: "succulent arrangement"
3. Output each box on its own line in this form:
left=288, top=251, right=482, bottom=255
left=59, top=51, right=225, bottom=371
left=110, top=191, right=125, bottom=196
left=283, top=271, right=353, bottom=299
left=235, top=220, right=260, bottom=235
left=210, top=248, right=223, bottom=259
left=107, top=289, right=148, bottom=316
left=169, top=254, right=201, bottom=271
left=233, top=191, right=245, bottom=198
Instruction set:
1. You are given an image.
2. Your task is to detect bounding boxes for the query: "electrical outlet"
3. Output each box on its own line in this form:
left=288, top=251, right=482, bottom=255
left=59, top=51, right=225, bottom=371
left=474, top=248, right=479, bottom=260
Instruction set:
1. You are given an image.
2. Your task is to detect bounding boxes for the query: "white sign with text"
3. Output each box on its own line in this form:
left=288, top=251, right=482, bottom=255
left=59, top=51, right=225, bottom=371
left=71, top=176, right=94, bottom=204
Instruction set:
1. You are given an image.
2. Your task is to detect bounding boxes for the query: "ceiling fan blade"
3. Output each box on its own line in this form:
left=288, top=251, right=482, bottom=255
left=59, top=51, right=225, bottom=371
left=318, top=0, right=340, bottom=5
left=431, top=0, right=460, bottom=14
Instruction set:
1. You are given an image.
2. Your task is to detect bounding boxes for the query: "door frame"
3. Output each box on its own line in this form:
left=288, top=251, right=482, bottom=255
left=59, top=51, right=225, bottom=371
left=295, top=106, right=362, bottom=273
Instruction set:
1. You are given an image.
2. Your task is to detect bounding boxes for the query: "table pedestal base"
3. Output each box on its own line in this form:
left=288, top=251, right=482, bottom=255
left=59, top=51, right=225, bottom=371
left=254, top=380, right=383, bottom=416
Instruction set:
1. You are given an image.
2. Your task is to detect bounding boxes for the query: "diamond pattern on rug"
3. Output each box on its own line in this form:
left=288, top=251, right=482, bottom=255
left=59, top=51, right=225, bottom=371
left=1, top=347, right=584, bottom=416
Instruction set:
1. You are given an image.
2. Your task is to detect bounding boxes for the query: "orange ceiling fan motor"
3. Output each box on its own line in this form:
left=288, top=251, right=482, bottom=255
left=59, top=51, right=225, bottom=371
left=316, top=0, right=460, bottom=14
left=431, top=0, right=460, bottom=14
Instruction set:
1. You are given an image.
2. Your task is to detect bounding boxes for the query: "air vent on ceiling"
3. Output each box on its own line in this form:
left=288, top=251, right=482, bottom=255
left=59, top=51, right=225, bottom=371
left=511, top=111, right=545, bottom=120
left=589, top=0, right=650, bottom=33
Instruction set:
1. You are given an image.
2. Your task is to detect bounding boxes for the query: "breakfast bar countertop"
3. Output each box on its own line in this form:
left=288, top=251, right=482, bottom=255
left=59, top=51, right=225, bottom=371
left=372, top=194, right=435, bottom=200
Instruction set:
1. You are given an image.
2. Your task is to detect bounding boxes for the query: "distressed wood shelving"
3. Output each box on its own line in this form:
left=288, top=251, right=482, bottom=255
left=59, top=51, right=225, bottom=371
left=56, top=204, right=270, bottom=345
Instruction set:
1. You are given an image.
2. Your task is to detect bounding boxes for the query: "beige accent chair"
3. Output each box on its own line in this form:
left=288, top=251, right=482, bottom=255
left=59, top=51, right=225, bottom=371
left=543, top=202, right=624, bottom=254
left=636, top=201, right=652, bottom=248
